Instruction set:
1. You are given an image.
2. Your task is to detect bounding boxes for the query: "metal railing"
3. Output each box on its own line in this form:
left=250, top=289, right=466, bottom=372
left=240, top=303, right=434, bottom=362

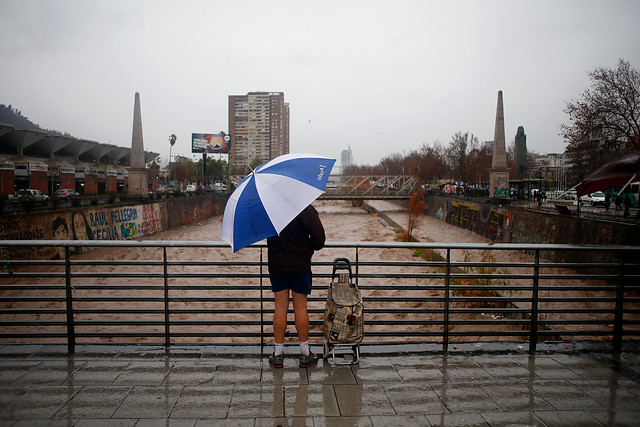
left=0, top=240, right=639, bottom=354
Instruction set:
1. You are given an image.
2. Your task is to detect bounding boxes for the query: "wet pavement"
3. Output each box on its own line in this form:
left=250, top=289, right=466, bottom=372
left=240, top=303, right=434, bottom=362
left=0, top=344, right=639, bottom=426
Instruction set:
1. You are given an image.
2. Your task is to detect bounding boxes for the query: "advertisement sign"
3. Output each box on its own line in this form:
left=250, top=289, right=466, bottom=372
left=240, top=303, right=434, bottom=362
left=192, top=133, right=230, bottom=154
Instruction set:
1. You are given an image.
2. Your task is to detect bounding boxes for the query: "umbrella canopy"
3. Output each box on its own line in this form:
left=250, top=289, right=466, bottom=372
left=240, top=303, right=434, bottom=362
left=576, top=151, right=640, bottom=196
left=221, top=153, right=336, bottom=252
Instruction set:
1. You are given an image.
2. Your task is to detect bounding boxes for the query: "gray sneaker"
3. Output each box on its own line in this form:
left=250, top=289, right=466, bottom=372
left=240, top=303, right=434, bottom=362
left=299, top=351, right=318, bottom=368
left=269, top=352, right=284, bottom=368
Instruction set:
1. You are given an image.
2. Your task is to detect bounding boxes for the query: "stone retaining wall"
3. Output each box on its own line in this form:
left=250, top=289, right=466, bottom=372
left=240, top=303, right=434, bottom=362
left=423, top=195, right=639, bottom=263
left=0, top=195, right=227, bottom=261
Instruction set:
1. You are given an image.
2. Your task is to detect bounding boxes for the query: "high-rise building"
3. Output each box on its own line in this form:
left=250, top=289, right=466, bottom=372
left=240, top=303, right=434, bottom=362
left=228, top=92, right=290, bottom=167
left=514, top=126, right=528, bottom=180
left=341, top=146, right=353, bottom=174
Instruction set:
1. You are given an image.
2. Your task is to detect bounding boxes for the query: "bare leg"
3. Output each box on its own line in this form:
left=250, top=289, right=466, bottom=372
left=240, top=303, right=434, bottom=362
left=291, top=291, right=309, bottom=341
left=273, top=289, right=290, bottom=344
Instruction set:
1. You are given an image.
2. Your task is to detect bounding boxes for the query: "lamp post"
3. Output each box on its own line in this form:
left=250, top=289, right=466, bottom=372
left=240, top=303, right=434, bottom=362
left=169, top=134, right=176, bottom=182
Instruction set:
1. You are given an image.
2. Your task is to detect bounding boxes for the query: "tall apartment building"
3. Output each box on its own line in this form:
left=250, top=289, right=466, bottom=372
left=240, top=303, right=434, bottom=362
left=341, top=146, right=353, bottom=173
left=228, top=92, right=290, bottom=167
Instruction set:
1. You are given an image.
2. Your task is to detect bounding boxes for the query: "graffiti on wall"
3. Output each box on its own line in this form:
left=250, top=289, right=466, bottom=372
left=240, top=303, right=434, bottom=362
left=438, top=200, right=511, bottom=242
left=1, top=196, right=224, bottom=261
left=0, top=203, right=165, bottom=260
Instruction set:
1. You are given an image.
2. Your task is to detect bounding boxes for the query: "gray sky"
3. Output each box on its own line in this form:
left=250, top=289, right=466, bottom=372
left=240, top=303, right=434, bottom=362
left=1, top=0, right=639, bottom=167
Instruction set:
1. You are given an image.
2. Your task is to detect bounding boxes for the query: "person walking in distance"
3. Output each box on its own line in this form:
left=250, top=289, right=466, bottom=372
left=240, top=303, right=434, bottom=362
left=267, top=204, right=325, bottom=368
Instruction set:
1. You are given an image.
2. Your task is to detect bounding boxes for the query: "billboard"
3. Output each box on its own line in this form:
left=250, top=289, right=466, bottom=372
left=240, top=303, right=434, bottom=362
left=192, top=133, right=230, bottom=154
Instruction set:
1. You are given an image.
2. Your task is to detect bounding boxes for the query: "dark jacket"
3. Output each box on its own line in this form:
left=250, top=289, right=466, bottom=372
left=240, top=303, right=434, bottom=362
left=267, top=205, right=325, bottom=275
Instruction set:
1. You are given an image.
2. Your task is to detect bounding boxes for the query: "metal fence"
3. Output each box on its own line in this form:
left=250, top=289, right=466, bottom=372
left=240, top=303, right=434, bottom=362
left=0, top=240, right=638, bottom=354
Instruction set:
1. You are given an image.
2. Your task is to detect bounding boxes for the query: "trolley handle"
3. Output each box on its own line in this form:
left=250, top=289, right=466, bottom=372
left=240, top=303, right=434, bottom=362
left=331, top=257, right=352, bottom=283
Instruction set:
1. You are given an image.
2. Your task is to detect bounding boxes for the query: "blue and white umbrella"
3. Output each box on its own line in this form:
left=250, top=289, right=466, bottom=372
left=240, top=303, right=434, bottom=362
left=221, top=153, right=336, bottom=252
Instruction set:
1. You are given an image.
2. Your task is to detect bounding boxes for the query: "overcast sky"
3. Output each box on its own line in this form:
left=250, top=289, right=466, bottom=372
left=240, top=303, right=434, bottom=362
left=1, top=0, right=639, bottom=168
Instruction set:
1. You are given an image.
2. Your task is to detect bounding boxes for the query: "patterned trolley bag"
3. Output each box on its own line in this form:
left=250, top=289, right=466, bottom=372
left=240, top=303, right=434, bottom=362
left=322, top=258, right=363, bottom=365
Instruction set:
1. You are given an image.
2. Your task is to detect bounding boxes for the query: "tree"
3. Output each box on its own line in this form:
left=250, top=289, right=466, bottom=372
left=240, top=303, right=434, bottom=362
left=405, top=185, right=426, bottom=241
left=561, top=59, right=640, bottom=179
left=447, top=131, right=479, bottom=183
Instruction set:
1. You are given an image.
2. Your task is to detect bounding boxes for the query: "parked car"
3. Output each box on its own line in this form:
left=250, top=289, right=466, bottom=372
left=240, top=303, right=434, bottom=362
left=185, top=184, right=196, bottom=195
left=214, top=182, right=227, bottom=192
left=580, top=191, right=606, bottom=206
left=55, top=188, right=79, bottom=199
left=10, top=189, right=50, bottom=205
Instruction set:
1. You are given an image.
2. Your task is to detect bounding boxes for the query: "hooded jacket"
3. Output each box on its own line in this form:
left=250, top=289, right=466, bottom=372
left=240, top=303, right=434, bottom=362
left=267, top=205, right=325, bottom=275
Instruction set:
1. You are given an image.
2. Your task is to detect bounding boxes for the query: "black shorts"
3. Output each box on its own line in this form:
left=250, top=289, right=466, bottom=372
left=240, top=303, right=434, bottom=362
left=270, top=271, right=312, bottom=295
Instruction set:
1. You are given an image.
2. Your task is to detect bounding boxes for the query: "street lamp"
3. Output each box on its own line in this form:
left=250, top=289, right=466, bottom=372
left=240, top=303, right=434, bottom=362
left=169, top=134, right=176, bottom=181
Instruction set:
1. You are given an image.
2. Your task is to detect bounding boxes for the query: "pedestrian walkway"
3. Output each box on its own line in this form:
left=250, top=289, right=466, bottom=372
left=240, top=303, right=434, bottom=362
left=0, top=343, right=639, bottom=426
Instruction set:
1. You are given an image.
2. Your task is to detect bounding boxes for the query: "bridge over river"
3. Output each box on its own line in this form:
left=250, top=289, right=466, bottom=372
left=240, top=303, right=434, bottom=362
left=229, top=174, right=421, bottom=199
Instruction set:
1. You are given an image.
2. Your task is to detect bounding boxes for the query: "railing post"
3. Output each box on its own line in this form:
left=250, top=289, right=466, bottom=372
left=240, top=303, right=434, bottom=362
left=163, top=247, right=170, bottom=348
left=64, top=246, right=75, bottom=354
left=443, top=248, right=450, bottom=353
left=260, top=248, right=264, bottom=351
left=355, top=247, right=359, bottom=288
left=613, top=256, right=625, bottom=352
left=529, top=249, right=540, bottom=354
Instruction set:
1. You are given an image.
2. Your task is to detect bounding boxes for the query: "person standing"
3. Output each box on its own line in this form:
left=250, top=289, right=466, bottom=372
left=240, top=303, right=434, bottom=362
left=624, top=194, right=631, bottom=218
left=604, top=192, right=611, bottom=212
left=267, top=204, right=325, bottom=368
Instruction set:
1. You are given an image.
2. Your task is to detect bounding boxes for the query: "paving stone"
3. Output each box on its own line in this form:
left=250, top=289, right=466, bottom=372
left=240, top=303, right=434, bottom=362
left=425, top=412, right=489, bottom=426
left=54, top=385, right=133, bottom=418
left=533, top=409, right=603, bottom=426
left=228, top=384, right=284, bottom=418
left=333, top=384, right=395, bottom=416
left=351, top=364, right=403, bottom=383
left=113, top=361, right=172, bottom=385
left=306, top=363, right=357, bottom=385
left=2, top=385, right=82, bottom=419
left=528, top=379, right=608, bottom=411
left=431, top=382, right=501, bottom=413
left=478, top=381, right=554, bottom=411
left=163, top=364, right=217, bottom=385
left=370, top=414, right=430, bottom=426
left=480, top=410, right=546, bottom=426
left=64, top=361, right=130, bottom=385
left=170, top=386, right=233, bottom=419
left=14, top=360, right=85, bottom=385
left=384, top=383, right=448, bottom=415
left=284, top=384, right=339, bottom=417
left=111, top=385, right=183, bottom=418
left=313, top=415, right=373, bottom=426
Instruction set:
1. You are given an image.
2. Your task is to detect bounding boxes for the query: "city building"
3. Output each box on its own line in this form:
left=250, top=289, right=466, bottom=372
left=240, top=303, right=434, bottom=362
left=514, top=126, right=527, bottom=180
left=341, top=146, right=353, bottom=174
left=535, top=152, right=569, bottom=191
left=228, top=92, right=289, bottom=167
left=0, top=124, right=158, bottom=196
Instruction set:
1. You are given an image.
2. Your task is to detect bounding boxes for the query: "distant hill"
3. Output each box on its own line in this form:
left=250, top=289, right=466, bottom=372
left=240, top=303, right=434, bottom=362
left=0, top=104, right=73, bottom=137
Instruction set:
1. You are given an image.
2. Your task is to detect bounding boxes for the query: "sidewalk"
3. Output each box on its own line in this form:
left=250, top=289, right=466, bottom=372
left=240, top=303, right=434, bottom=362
left=0, top=344, right=639, bottom=426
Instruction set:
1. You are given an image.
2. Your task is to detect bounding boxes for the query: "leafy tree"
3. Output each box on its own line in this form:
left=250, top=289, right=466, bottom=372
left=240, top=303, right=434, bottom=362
left=561, top=59, right=640, bottom=179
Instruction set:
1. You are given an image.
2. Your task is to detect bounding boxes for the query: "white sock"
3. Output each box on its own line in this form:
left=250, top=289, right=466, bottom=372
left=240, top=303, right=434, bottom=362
left=300, top=341, right=309, bottom=356
left=274, top=343, right=284, bottom=356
